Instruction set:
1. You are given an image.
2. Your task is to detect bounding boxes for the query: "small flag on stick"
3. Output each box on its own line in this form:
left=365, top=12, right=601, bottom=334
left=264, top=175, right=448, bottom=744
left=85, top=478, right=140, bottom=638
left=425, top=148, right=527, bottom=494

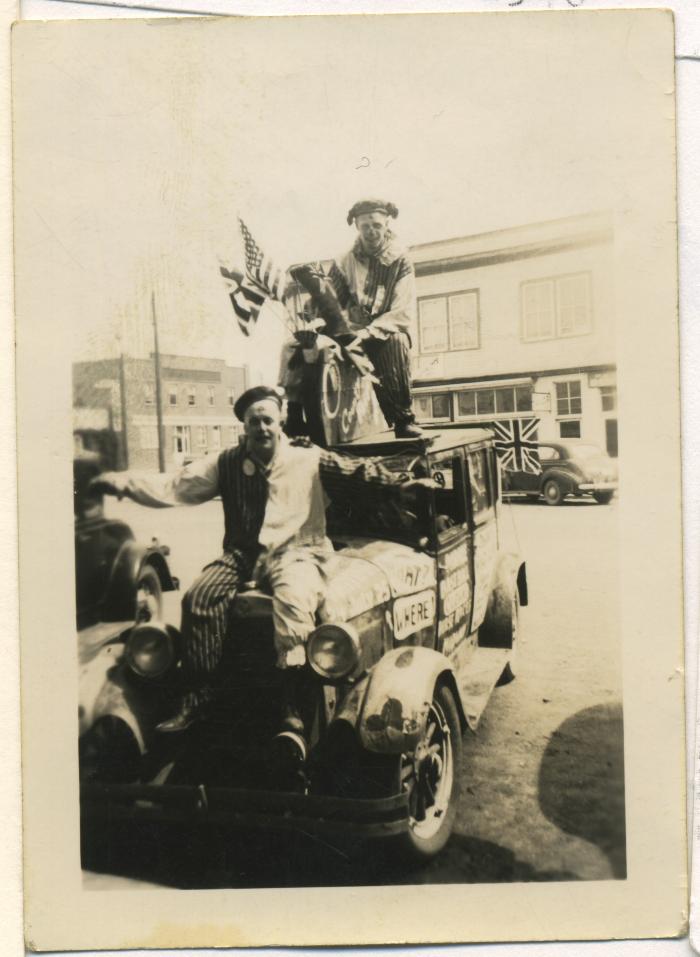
left=239, top=217, right=288, bottom=301
left=219, top=264, right=267, bottom=337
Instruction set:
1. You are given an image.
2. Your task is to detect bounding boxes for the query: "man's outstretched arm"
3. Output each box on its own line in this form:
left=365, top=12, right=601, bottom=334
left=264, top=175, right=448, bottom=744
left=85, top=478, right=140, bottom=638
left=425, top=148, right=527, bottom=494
left=91, top=455, right=220, bottom=508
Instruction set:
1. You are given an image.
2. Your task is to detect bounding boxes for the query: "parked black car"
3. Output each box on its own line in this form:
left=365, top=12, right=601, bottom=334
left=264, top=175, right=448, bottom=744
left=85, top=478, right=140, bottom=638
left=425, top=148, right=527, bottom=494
left=502, top=441, right=618, bottom=506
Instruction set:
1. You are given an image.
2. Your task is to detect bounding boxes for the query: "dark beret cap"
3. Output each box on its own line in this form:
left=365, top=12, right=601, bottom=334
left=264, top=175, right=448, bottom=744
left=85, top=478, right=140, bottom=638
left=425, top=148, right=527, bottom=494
left=233, top=385, right=285, bottom=422
left=347, top=199, right=399, bottom=225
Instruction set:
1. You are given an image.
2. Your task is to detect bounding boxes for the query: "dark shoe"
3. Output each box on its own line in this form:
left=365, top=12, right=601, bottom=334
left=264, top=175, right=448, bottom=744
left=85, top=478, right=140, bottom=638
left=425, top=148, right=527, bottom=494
left=394, top=421, right=424, bottom=439
left=155, top=694, right=209, bottom=734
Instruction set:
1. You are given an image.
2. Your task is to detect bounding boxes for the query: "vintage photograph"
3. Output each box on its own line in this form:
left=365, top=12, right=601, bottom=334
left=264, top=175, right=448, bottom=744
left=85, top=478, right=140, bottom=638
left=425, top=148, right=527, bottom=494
left=13, top=10, right=684, bottom=950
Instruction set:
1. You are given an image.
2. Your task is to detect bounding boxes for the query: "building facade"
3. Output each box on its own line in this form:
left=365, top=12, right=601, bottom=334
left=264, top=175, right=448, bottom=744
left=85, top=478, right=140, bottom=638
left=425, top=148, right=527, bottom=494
left=74, top=354, right=249, bottom=470
left=409, top=213, right=618, bottom=457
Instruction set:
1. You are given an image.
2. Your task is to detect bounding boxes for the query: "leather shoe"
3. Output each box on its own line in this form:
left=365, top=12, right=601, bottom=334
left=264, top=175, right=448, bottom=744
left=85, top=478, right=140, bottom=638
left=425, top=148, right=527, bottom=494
left=394, top=421, right=424, bottom=439
left=155, top=697, right=207, bottom=733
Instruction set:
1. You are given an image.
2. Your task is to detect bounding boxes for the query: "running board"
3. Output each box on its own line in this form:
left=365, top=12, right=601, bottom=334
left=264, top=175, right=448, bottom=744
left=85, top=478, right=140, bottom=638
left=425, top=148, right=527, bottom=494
left=457, top=646, right=511, bottom=731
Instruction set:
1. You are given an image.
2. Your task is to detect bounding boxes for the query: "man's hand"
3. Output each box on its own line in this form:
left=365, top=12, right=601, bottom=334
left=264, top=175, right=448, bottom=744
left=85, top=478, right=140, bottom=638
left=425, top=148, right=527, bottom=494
left=88, top=473, right=125, bottom=500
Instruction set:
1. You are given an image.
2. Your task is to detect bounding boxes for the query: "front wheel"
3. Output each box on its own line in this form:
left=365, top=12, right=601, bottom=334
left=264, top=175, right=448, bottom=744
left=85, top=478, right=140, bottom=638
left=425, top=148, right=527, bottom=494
left=593, top=490, right=614, bottom=505
left=542, top=478, right=564, bottom=506
left=392, top=683, right=462, bottom=862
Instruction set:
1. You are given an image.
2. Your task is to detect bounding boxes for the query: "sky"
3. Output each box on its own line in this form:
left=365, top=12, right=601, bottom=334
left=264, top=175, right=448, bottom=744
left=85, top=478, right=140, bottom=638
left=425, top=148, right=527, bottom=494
left=13, top=12, right=669, bottom=383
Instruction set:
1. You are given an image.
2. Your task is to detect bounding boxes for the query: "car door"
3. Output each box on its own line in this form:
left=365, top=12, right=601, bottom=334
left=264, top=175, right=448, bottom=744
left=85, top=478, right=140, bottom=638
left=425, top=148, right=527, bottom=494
left=428, top=447, right=475, bottom=659
left=466, top=445, right=499, bottom=633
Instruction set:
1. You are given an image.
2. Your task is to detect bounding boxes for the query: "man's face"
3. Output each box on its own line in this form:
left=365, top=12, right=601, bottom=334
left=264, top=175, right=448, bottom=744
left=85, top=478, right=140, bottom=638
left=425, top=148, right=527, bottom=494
left=243, top=399, right=284, bottom=463
left=355, top=212, right=389, bottom=254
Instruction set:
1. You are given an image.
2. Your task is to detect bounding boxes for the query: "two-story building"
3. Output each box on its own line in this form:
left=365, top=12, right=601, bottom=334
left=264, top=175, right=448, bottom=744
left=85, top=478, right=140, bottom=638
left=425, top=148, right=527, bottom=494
left=73, top=354, right=249, bottom=470
left=409, top=212, right=617, bottom=457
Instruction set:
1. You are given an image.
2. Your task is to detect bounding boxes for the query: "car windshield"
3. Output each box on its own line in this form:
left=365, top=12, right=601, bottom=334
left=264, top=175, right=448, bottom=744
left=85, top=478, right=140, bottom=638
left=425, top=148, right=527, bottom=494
left=326, top=450, right=431, bottom=545
left=570, top=444, right=605, bottom=461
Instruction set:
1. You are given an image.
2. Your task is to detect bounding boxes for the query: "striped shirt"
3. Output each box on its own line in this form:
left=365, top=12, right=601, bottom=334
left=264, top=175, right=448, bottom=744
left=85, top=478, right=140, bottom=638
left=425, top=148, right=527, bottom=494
left=337, top=235, right=416, bottom=336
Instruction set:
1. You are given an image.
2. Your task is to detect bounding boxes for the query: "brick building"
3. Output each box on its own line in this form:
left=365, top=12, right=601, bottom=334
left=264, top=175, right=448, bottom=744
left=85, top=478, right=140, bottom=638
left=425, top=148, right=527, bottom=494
left=73, top=354, right=249, bottom=470
left=409, top=212, right=618, bottom=456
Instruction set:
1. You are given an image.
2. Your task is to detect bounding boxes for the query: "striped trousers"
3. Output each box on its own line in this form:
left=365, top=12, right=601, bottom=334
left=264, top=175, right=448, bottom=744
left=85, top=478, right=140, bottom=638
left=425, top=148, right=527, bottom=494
left=180, top=547, right=327, bottom=694
left=362, top=331, right=415, bottom=427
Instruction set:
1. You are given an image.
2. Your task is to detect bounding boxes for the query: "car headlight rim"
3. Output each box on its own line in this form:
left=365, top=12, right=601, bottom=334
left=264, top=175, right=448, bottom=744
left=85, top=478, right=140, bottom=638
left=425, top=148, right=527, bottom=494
left=125, top=621, right=176, bottom=679
left=307, top=623, right=360, bottom=682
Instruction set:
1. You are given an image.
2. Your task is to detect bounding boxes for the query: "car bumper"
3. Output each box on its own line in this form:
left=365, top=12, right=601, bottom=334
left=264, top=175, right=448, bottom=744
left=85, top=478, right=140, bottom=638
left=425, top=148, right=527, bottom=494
left=577, top=482, right=618, bottom=491
left=80, top=781, right=409, bottom=838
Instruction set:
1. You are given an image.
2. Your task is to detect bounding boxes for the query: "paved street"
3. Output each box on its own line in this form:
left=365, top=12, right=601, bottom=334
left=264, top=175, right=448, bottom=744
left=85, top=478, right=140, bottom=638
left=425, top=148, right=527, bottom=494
left=83, top=493, right=623, bottom=888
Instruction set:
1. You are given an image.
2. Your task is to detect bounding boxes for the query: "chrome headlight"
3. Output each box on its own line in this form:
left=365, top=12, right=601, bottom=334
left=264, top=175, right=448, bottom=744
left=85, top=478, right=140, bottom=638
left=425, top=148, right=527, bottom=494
left=126, top=621, right=176, bottom=679
left=307, top=623, right=360, bottom=682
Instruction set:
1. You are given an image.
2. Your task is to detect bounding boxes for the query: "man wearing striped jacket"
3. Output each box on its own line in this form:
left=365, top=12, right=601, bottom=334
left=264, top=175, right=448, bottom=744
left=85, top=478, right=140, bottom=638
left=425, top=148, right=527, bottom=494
left=94, top=385, right=428, bottom=741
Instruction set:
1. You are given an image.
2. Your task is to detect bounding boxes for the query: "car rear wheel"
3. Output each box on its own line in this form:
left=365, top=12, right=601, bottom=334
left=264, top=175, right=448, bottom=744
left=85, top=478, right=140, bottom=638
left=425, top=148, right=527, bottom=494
left=392, top=683, right=462, bottom=862
left=542, top=478, right=564, bottom=506
left=593, top=490, right=614, bottom=505
left=136, top=565, right=163, bottom=622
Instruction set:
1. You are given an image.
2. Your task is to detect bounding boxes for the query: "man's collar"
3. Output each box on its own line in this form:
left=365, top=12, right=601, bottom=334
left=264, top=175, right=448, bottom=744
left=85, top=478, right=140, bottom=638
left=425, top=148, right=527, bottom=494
left=352, top=230, right=406, bottom=267
left=245, top=433, right=289, bottom=475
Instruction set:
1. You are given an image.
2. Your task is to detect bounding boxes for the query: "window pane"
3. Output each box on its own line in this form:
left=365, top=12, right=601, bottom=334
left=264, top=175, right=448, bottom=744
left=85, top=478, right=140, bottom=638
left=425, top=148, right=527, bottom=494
left=413, top=395, right=432, bottom=421
left=557, top=274, right=591, bottom=335
left=515, top=386, right=532, bottom=412
left=469, top=450, right=491, bottom=516
left=601, top=386, right=617, bottom=412
left=449, top=292, right=478, bottom=349
left=457, top=391, right=476, bottom=417
left=522, top=280, right=555, bottom=340
left=419, top=298, right=448, bottom=353
left=495, top=388, right=515, bottom=413
left=429, top=452, right=464, bottom=529
left=559, top=420, right=581, bottom=439
left=476, top=390, right=495, bottom=414
left=432, top=394, right=450, bottom=418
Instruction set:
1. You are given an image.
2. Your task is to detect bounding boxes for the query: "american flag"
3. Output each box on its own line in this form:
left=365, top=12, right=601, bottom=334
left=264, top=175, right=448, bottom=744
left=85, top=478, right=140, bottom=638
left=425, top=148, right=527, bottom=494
left=493, top=418, right=541, bottom=473
left=219, top=264, right=267, bottom=337
left=239, top=218, right=288, bottom=301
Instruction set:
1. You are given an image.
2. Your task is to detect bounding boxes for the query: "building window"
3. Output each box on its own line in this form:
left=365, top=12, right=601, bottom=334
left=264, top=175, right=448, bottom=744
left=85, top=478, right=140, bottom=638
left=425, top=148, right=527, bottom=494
left=555, top=380, right=582, bottom=416
left=210, top=425, right=222, bottom=449
left=228, top=426, right=239, bottom=445
left=418, top=291, right=479, bottom=354
left=144, top=385, right=154, bottom=406
left=413, top=393, right=451, bottom=421
left=559, top=420, right=581, bottom=439
left=196, top=426, right=207, bottom=449
left=168, top=388, right=177, bottom=407
left=522, top=273, right=592, bottom=341
left=173, top=425, right=191, bottom=455
left=456, top=385, right=532, bottom=419
left=207, top=387, right=215, bottom=407
left=600, top=386, right=617, bottom=412
left=187, top=387, right=196, bottom=406
left=228, top=389, right=235, bottom=407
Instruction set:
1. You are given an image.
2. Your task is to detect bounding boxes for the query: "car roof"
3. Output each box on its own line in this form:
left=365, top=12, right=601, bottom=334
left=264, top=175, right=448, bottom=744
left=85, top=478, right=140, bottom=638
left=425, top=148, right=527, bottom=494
left=335, top=425, right=495, bottom=457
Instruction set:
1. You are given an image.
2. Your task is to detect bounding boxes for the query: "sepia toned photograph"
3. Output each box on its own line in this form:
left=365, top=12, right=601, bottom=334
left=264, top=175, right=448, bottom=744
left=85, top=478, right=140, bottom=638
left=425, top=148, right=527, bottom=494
left=13, top=10, right=685, bottom=951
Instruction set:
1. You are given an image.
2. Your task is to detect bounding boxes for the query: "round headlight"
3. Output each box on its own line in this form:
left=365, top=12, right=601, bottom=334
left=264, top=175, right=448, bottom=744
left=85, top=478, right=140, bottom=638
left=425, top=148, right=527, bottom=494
left=307, top=624, right=359, bottom=681
left=126, top=622, right=175, bottom=679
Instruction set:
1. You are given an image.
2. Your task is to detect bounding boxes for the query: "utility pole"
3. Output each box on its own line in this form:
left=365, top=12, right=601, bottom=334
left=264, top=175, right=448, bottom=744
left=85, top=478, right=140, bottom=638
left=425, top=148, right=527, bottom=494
left=152, top=291, right=166, bottom=473
left=118, top=352, right=129, bottom=469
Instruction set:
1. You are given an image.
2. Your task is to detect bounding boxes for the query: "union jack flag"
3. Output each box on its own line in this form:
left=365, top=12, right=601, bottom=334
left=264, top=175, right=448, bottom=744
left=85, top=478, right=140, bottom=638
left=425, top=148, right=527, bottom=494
left=239, top=218, right=288, bottom=301
left=493, top=418, right=541, bottom=473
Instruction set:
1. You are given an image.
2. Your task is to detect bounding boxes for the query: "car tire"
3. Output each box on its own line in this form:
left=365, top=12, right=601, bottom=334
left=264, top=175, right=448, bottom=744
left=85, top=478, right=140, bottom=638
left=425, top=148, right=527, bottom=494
left=593, top=490, right=614, bottom=505
left=496, top=591, right=519, bottom=686
left=542, top=478, right=564, bottom=506
left=136, top=565, right=163, bottom=622
left=390, top=683, right=462, bottom=863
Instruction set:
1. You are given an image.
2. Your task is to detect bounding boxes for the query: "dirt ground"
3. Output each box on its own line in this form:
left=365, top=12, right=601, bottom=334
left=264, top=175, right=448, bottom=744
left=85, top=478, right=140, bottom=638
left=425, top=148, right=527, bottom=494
left=82, top=494, right=623, bottom=888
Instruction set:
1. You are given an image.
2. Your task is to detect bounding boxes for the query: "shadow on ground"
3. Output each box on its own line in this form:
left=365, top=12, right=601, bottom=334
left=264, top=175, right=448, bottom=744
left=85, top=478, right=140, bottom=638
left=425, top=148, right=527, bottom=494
left=537, top=702, right=626, bottom=878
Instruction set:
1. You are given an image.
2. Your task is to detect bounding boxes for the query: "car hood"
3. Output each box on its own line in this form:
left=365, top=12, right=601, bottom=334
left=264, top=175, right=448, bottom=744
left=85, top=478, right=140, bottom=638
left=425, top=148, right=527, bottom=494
left=320, top=538, right=436, bottom=623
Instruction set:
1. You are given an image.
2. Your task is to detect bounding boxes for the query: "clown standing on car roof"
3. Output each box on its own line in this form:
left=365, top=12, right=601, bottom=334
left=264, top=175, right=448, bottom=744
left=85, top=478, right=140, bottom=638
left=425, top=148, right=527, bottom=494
left=92, top=385, right=431, bottom=761
left=282, top=198, right=424, bottom=440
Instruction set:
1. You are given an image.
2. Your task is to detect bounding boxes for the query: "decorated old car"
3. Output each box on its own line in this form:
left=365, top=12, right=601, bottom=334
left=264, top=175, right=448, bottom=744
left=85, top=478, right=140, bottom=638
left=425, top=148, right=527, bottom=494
left=79, top=427, right=527, bottom=862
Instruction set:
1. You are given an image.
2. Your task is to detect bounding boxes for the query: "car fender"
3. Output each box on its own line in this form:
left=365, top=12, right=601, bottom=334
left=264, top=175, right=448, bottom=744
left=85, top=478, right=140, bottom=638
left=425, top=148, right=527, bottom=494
left=79, top=641, right=126, bottom=737
left=334, top=646, right=465, bottom=754
left=540, top=467, right=575, bottom=495
left=102, top=540, right=147, bottom=621
left=479, top=552, right=527, bottom=648
left=89, top=660, right=149, bottom=754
